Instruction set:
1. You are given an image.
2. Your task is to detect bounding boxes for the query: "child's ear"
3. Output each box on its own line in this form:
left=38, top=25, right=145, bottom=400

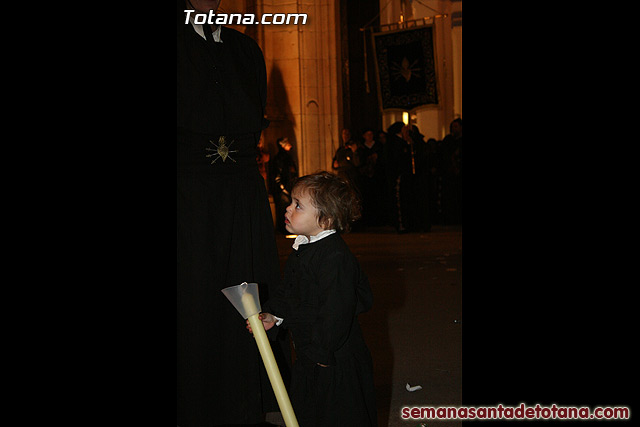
left=326, top=218, right=335, bottom=230
left=318, top=216, right=330, bottom=230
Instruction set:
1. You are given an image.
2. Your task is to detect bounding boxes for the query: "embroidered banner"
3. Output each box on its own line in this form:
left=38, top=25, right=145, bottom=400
left=372, top=25, right=438, bottom=110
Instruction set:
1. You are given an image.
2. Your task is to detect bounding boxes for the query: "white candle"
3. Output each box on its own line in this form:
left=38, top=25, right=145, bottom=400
left=240, top=291, right=260, bottom=318
left=248, top=313, right=299, bottom=427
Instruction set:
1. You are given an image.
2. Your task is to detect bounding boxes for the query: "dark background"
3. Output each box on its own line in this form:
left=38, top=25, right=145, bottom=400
left=63, top=2, right=634, bottom=424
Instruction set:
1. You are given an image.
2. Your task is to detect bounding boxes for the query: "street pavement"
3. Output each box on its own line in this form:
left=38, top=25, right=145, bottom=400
left=274, top=225, right=462, bottom=427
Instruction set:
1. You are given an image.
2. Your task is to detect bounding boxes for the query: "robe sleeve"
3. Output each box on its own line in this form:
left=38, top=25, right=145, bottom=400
left=261, top=292, right=289, bottom=321
left=261, top=291, right=290, bottom=341
left=260, top=256, right=294, bottom=329
left=306, top=250, right=358, bottom=366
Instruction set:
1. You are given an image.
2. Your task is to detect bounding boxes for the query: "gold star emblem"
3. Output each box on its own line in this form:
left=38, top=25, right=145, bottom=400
left=206, top=136, right=237, bottom=163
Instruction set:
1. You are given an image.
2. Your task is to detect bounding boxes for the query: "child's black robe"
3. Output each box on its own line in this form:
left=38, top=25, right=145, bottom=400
left=264, top=233, right=378, bottom=426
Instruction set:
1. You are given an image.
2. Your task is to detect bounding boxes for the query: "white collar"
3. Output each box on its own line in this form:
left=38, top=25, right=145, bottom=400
left=190, top=17, right=223, bottom=43
left=292, top=229, right=336, bottom=250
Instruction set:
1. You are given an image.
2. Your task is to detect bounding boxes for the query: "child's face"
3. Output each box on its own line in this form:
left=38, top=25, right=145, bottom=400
left=285, top=188, right=325, bottom=238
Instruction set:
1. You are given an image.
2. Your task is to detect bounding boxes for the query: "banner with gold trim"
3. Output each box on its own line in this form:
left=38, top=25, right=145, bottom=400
left=372, top=25, right=438, bottom=110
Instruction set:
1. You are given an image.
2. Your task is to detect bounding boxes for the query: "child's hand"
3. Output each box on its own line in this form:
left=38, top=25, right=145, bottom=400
left=246, top=312, right=276, bottom=334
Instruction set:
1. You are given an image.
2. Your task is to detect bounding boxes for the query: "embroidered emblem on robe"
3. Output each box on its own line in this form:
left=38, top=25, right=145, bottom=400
left=206, top=136, right=237, bottom=163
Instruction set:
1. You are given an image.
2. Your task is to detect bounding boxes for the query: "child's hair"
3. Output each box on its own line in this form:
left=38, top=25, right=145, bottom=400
left=292, top=171, right=361, bottom=233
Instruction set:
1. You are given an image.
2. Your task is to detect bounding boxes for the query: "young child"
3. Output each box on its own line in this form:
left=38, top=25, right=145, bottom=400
left=249, top=171, right=377, bottom=426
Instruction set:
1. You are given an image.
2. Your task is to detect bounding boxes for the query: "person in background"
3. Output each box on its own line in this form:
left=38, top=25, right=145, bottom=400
left=270, top=137, right=298, bottom=234
left=256, top=134, right=270, bottom=190
left=359, top=128, right=386, bottom=226
left=410, top=125, right=432, bottom=232
left=385, top=122, right=413, bottom=233
left=441, top=118, right=462, bottom=225
left=332, top=128, right=363, bottom=203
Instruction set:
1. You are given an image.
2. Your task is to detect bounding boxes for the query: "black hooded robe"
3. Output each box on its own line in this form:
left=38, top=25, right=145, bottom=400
left=177, top=4, right=288, bottom=425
